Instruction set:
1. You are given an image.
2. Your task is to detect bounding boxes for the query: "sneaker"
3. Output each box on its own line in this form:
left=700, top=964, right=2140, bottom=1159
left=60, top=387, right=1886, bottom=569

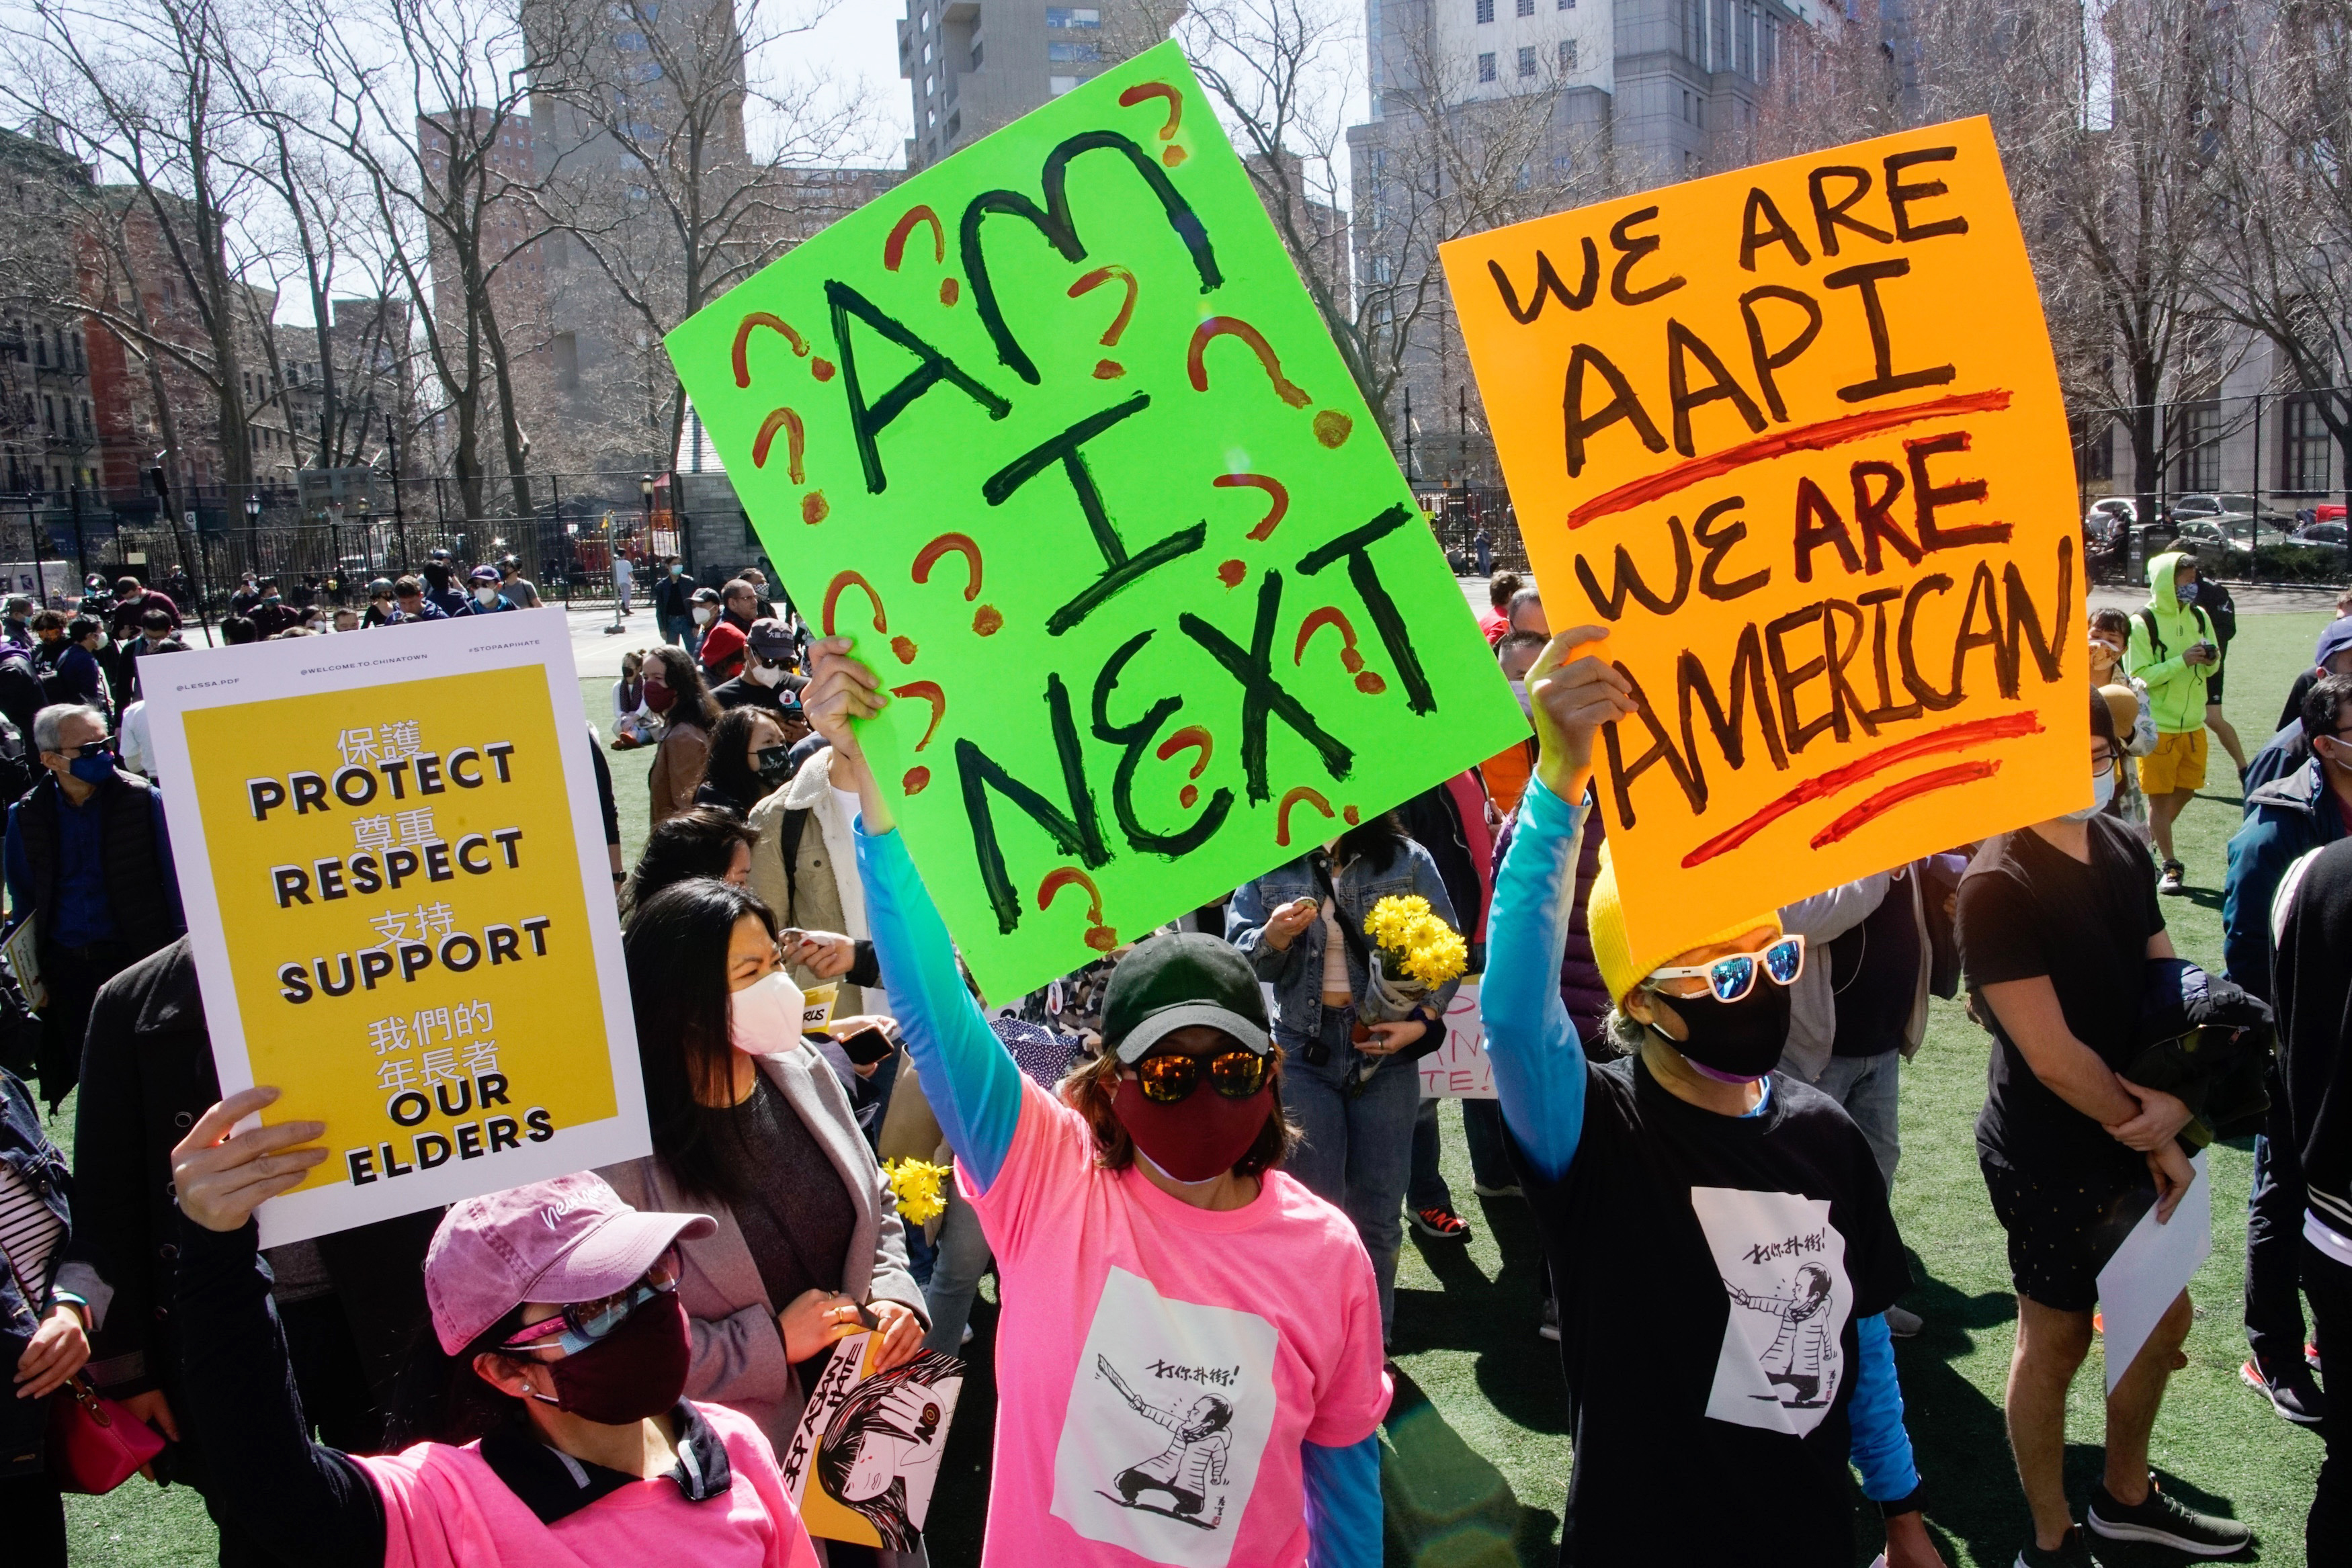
left=2014, top=1527, right=2096, bottom=1567
left=1470, top=1180, right=1522, bottom=1199
left=1411, top=1205, right=1472, bottom=1242
left=2240, top=1356, right=2327, bottom=1426
left=2308, top=1340, right=2324, bottom=1376
left=2087, top=1477, right=2251, bottom=1556
left=1884, top=1304, right=1923, bottom=1338
left=960, top=1323, right=974, bottom=1346
left=2159, top=861, right=2187, bottom=896
left=1538, top=1298, right=1561, bottom=1342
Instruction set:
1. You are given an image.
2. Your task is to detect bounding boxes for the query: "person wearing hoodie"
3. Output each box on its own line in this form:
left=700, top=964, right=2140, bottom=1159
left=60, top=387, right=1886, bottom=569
left=2124, top=550, right=2222, bottom=894
left=2224, top=672, right=2352, bottom=1427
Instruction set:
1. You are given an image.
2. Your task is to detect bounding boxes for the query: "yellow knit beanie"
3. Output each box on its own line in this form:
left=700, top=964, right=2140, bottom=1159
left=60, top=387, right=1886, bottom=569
left=1587, top=842, right=1784, bottom=1008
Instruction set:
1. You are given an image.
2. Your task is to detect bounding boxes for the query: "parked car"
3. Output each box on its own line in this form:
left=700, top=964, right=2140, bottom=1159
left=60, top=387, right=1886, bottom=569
left=2287, top=520, right=2350, bottom=566
left=2087, top=496, right=2139, bottom=531
left=2165, top=517, right=2256, bottom=570
left=2171, top=492, right=2226, bottom=521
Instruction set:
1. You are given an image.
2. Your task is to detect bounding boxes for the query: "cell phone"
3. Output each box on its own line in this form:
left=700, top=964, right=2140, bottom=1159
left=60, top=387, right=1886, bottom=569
left=836, top=1025, right=896, bottom=1066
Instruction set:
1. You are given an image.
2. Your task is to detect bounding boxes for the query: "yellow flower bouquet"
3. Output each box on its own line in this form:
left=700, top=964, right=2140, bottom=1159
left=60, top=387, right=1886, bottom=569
left=882, top=1157, right=952, bottom=1226
left=1355, top=894, right=1468, bottom=1043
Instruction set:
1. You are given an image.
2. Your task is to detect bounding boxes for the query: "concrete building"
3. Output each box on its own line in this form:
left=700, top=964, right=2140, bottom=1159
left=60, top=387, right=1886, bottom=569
left=898, top=3, right=1182, bottom=169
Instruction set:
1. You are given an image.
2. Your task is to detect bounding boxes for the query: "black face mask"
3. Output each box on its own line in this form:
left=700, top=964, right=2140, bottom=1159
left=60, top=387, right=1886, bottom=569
left=1645, top=978, right=1790, bottom=1082
left=753, top=744, right=794, bottom=787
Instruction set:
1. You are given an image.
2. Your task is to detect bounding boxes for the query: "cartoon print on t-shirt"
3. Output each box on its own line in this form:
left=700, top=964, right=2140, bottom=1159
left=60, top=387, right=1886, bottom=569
left=1097, top=1357, right=1233, bottom=1527
left=1724, top=1263, right=1838, bottom=1407
left=1690, top=1186, right=1854, bottom=1440
left=1052, top=1266, right=1279, bottom=1568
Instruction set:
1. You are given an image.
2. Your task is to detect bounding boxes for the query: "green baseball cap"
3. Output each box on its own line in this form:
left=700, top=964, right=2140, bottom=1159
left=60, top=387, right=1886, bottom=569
left=1101, top=932, right=1273, bottom=1063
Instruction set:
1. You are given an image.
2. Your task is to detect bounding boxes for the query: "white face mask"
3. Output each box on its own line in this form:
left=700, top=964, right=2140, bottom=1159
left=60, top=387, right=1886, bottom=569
left=472, top=585, right=498, bottom=605
left=693, top=606, right=716, bottom=624
left=2062, top=769, right=2117, bottom=822
left=729, top=969, right=806, bottom=1055
left=746, top=662, right=784, bottom=687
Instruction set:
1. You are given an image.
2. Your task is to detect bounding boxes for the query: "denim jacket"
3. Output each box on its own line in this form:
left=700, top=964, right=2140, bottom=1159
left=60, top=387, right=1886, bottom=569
left=1229, top=838, right=1462, bottom=1046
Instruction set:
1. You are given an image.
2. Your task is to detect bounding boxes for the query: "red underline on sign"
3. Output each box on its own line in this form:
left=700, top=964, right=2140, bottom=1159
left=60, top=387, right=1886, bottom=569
left=1564, top=388, right=2015, bottom=531
left=1678, top=711, right=2044, bottom=869
left=1809, top=761, right=2001, bottom=851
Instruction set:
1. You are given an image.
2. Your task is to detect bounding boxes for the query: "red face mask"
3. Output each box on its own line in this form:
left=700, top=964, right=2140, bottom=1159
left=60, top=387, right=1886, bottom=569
left=641, top=683, right=677, bottom=714
left=1111, top=1074, right=1272, bottom=1184
left=532, top=1291, right=691, bottom=1425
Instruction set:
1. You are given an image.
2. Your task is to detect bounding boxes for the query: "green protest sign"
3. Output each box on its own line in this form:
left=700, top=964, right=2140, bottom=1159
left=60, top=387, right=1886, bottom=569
left=665, top=40, right=1527, bottom=1001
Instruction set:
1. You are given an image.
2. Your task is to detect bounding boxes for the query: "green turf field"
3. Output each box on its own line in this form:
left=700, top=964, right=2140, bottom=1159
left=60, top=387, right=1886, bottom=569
left=56, top=622, right=2337, bottom=1565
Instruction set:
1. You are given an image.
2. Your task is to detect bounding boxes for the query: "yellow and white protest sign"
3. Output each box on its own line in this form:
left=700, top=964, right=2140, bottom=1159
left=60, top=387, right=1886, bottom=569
left=142, top=613, right=649, bottom=1244
left=1442, top=118, right=2086, bottom=961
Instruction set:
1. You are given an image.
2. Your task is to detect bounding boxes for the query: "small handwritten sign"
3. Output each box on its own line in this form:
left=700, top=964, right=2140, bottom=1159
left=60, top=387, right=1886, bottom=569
left=1417, top=983, right=1495, bottom=1100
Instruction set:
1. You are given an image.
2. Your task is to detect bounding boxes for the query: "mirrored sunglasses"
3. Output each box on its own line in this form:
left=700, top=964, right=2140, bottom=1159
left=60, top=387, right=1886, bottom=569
left=497, top=1260, right=677, bottom=1357
left=1644, top=934, right=1806, bottom=1004
left=1135, top=1048, right=1268, bottom=1104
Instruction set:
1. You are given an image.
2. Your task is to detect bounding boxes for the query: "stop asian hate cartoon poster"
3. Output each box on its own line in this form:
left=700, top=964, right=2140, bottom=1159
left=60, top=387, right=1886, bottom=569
left=140, top=612, right=651, bottom=1245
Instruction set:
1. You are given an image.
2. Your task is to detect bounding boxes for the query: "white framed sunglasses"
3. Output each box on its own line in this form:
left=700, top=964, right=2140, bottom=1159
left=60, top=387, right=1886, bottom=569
left=1643, top=934, right=1806, bottom=1004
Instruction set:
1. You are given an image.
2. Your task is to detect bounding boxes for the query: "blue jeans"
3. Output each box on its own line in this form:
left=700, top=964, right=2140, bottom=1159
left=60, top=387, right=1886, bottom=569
left=1811, top=1050, right=1901, bottom=1192
left=921, top=1182, right=993, bottom=1357
left=1282, top=1010, right=1421, bottom=1340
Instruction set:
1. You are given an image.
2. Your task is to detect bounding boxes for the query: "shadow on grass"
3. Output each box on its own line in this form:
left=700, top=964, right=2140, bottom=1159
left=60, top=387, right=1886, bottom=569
left=1392, top=1193, right=1567, bottom=1436
left=1888, top=1266, right=2031, bottom=1566
left=1380, top=1367, right=1562, bottom=1568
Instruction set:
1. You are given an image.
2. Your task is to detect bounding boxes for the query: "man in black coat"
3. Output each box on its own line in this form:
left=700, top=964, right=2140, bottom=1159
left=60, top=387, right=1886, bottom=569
left=73, top=937, right=439, bottom=1563
left=2, top=704, right=183, bottom=1106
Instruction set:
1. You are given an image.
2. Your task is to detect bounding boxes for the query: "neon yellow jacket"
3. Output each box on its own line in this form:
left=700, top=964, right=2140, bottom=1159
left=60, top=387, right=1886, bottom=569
left=2124, top=549, right=2217, bottom=734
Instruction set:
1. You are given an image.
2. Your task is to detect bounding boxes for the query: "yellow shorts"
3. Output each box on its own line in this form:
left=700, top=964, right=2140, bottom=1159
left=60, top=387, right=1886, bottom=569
left=2138, top=730, right=2208, bottom=795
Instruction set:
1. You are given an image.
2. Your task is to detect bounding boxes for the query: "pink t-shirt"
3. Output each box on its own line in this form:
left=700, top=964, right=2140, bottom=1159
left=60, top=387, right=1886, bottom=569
left=358, top=1401, right=821, bottom=1568
left=962, top=1079, right=1392, bottom=1568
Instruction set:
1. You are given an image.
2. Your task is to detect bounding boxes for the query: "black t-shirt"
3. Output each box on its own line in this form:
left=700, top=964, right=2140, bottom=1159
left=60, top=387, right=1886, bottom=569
left=1830, top=870, right=1921, bottom=1056
left=1515, top=1057, right=1910, bottom=1565
left=2279, top=668, right=2318, bottom=735
left=1958, top=815, right=2162, bottom=1180
left=724, top=1076, right=856, bottom=1316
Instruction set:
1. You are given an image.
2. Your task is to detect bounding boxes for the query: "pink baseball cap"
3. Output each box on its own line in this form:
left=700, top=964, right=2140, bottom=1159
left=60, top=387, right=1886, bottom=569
left=424, top=1172, right=716, bottom=1353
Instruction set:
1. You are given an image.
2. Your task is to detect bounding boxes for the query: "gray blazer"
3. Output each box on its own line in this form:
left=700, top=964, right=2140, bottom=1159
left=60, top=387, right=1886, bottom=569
left=597, top=1039, right=927, bottom=1453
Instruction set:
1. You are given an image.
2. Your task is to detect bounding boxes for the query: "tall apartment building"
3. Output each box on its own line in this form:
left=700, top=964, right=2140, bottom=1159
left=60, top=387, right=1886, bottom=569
left=1351, top=0, right=1830, bottom=485
left=898, top=3, right=1182, bottom=169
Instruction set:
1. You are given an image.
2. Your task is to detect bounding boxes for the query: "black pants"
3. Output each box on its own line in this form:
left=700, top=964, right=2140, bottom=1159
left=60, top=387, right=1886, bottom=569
left=40, top=939, right=132, bottom=1107
left=0, top=1471, right=66, bottom=1568
left=2246, top=1100, right=2315, bottom=1368
left=2306, top=1243, right=2351, bottom=1561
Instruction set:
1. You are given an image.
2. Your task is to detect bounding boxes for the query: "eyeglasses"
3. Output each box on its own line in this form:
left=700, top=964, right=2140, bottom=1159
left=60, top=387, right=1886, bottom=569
left=1644, top=934, right=1806, bottom=1003
left=497, top=1260, right=677, bottom=1356
left=2091, top=750, right=2117, bottom=773
left=1133, top=1047, right=1268, bottom=1104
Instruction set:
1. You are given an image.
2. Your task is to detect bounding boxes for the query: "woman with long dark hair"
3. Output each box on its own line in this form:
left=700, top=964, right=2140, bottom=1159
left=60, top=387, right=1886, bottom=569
left=802, top=636, right=1388, bottom=1568
left=642, top=645, right=720, bottom=826
left=696, top=706, right=797, bottom=815
left=1228, top=809, right=1462, bottom=1342
left=623, top=807, right=757, bottom=914
left=161, top=1106, right=824, bottom=1567
left=602, top=877, right=927, bottom=1540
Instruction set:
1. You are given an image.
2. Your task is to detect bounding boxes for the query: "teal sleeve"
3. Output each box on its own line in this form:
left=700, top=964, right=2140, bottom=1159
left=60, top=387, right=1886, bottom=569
left=854, top=821, right=1022, bottom=1188
left=1848, top=1312, right=1921, bottom=1501
left=1477, top=774, right=1589, bottom=1180
left=1302, top=1434, right=1382, bottom=1568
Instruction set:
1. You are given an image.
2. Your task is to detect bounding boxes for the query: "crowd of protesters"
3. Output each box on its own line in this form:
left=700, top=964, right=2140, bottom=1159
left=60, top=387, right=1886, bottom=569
left=0, top=546, right=2347, bottom=1568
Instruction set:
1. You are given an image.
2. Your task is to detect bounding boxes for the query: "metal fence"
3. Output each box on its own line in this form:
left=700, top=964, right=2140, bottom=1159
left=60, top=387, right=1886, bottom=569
left=0, top=470, right=730, bottom=620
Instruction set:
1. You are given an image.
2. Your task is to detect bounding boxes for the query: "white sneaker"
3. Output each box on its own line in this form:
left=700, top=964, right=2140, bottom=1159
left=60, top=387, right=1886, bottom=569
left=2158, top=861, right=2187, bottom=896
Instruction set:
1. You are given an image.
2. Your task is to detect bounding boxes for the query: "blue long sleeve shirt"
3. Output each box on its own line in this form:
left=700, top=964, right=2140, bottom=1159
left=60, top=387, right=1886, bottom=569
left=1480, top=774, right=1919, bottom=1506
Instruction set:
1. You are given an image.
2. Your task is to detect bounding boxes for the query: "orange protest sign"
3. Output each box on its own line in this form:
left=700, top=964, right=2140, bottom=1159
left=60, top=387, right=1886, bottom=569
left=1441, top=118, right=2087, bottom=961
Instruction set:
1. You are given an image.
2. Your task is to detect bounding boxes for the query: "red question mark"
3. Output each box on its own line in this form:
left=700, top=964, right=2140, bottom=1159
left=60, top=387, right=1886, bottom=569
left=1154, top=725, right=1214, bottom=810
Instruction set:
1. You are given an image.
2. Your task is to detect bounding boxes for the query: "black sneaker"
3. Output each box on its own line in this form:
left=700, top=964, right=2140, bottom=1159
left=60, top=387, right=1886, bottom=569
left=2087, top=1478, right=2251, bottom=1556
left=2014, top=1527, right=2095, bottom=1567
left=1538, top=1298, right=1560, bottom=1342
left=2240, top=1356, right=2328, bottom=1426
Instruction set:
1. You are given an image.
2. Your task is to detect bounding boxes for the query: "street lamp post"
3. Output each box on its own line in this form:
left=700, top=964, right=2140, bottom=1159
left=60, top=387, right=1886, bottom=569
left=245, top=492, right=261, bottom=584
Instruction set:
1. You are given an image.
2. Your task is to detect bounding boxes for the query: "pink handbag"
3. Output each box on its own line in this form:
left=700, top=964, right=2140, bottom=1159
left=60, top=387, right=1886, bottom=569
left=47, top=1373, right=164, bottom=1494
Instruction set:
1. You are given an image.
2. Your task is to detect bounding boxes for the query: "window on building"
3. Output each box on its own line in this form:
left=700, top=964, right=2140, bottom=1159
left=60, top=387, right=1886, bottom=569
left=1560, top=39, right=1578, bottom=67
left=1048, top=40, right=1098, bottom=61
left=2283, top=396, right=2332, bottom=493
left=1517, top=0, right=1534, bottom=12
left=2174, top=400, right=2223, bottom=492
left=925, top=72, right=935, bottom=94
left=32, top=327, right=46, bottom=367
left=1559, top=0, right=1574, bottom=8
left=553, top=331, right=580, bottom=392
left=1475, top=0, right=1494, bottom=21
left=80, top=400, right=91, bottom=436
left=1517, top=45, right=1536, bottom=75
left=948, top=110, right=961, bottom=137
left=1046, top=6, right=1100, bottom=26
left=1050, top=74, right=1079, bottom=94
left=1478, top=51, right=1497, bottom=81
left=43, top=396, right=54, bottom=434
